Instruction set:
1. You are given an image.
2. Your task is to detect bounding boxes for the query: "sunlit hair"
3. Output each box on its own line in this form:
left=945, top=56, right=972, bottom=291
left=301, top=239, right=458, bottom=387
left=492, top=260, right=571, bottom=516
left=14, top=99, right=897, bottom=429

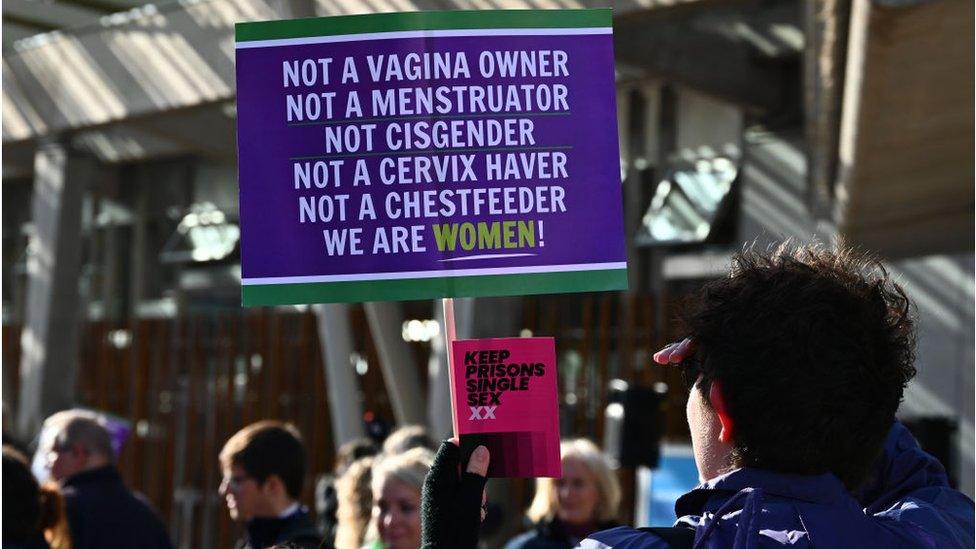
left=381, top=425, right=436, bottom=456
left=526, top=438, right=621, bottom=524
left=47, top=409, right=114, bottom=462
left=371, top=447, right=434, bottom=494
left=334, top=455, right=375, bottom=549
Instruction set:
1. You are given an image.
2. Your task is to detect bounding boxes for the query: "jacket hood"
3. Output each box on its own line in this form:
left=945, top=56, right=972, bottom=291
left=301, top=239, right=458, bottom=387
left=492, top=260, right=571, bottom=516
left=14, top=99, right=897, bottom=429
left=855, top=422, right=950, bottom=513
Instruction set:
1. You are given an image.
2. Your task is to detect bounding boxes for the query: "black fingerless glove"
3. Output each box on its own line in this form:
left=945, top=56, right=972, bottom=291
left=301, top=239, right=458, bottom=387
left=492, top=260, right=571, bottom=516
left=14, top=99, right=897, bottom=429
left=421, top=441, right=488, bottom=549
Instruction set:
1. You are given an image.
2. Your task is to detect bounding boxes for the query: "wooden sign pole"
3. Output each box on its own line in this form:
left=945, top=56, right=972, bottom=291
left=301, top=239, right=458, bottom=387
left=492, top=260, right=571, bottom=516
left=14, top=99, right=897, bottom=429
left=442, top=297, right=460, bottom=439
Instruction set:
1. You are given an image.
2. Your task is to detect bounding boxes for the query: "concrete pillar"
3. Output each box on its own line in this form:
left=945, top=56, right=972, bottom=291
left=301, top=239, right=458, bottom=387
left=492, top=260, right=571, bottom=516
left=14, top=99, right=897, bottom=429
left=313, top=303, right=365, bottom=447
left=17, top=143, right=93, bottom=437
left=364, top=301, right=424, bottom=425
left=624, top=87, right=648, bottom=293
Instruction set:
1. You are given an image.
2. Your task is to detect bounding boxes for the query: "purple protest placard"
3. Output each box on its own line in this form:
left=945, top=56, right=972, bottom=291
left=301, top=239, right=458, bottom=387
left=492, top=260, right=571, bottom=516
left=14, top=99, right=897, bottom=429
left=235, top=10, right=627, bottom=305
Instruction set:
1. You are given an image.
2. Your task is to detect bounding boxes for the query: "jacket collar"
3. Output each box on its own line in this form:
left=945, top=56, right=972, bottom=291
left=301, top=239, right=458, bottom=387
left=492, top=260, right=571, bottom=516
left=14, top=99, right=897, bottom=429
left=676, top=467, right=852, bottom=516
left=62, top=464, right=122, bottom=488
left=855, top=422, right=950, bottom=513
left=245, top=506, right=312, bottom=547
left=539, top=517, right=618, bottom=543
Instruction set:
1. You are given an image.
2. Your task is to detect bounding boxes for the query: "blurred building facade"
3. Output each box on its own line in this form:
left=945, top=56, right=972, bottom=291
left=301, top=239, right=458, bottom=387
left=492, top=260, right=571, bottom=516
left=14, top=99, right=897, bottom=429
left=2, top=0, right=973, bottom=546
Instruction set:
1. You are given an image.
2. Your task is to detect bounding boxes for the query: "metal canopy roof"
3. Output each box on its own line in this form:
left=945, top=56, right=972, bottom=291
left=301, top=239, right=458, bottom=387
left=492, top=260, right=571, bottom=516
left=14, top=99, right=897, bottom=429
left=1, top=0, right=722, bottom=171
left=3, top=0, right=154, bottom=52
left=2, top=0, right=712, bottom=53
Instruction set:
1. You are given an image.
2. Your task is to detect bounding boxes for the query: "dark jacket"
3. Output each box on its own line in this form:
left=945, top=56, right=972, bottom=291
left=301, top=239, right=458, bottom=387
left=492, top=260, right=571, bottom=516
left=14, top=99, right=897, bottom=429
left=583, top=423, right=974, bottom=548
left=61, top=465, right=172, bottom=549
left=505, top=518, right=619, bottom=549
left=1, top=532, right=50, bottom=549
left=238, top=507, right=321, bottom=549
left=316, top=475, right=339, bottom=549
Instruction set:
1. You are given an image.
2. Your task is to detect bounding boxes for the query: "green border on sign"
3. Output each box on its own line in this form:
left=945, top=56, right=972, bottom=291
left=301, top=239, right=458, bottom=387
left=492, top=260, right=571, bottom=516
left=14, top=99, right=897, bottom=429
left=242, top=269, right=627, bottom=306
left=236, top=9, right=612, bottom=42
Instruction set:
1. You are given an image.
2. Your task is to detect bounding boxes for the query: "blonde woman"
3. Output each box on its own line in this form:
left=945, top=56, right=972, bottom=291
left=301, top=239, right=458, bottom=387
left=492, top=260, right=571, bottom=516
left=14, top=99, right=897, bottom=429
left=364, top=447, right=434, bottom=549
left=504, top=439, right=621, bottom=549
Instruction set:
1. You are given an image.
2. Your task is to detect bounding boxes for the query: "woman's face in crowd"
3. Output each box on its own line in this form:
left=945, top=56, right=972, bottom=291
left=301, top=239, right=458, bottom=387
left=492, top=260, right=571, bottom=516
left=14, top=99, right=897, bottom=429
left=374, top=477, right=421, bottom=549
left=555, top=457, right=600, bottom=526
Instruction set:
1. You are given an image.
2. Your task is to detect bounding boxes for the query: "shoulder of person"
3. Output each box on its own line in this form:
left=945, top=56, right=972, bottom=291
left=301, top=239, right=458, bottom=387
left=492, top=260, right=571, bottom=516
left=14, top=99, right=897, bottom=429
left=580, top=526, right=685, bottom=549
left=872, top=488, right=975, bottom=549
left=286, top=537, right=323, bottom=549
left=503, top=527, right=557, bottom=549
left=284, top=527, right=322, bottom=549
left=282, top=510, right=321, bottom=538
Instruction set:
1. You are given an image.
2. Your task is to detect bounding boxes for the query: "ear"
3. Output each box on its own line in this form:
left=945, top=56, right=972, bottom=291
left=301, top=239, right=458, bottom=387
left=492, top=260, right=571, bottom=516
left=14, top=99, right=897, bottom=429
left=71, top=443, right=90, bottom=460
left=261, top=474, right=285, bottom=497
left=708, top=380, right=735, bottom=444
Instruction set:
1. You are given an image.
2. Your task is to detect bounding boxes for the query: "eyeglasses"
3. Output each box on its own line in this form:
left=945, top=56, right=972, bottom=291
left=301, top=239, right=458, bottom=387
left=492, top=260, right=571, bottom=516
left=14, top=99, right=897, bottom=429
left=221, top=474, right=254, bottom=490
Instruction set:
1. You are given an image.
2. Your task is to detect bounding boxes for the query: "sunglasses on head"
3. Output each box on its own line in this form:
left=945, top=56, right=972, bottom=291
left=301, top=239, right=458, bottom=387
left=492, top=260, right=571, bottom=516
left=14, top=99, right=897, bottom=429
left=678, top=355, right=702, bottom=392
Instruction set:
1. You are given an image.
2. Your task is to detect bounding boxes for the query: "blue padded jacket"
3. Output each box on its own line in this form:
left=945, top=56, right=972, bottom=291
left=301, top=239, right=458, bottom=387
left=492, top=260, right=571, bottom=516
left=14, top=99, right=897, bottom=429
left=582, top=423, right=974, bottom=549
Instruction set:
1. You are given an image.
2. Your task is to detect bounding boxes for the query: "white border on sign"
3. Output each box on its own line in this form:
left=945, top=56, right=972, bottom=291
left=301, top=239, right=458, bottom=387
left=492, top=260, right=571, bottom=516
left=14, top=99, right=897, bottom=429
left=241, top=261, right=627, bottom=285
left=236, top=27, right=614, bottom=49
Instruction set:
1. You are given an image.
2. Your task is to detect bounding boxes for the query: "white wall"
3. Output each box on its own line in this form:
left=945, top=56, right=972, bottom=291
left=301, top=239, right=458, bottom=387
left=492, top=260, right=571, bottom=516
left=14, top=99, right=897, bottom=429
left=893, top=255, right=975, bottom=496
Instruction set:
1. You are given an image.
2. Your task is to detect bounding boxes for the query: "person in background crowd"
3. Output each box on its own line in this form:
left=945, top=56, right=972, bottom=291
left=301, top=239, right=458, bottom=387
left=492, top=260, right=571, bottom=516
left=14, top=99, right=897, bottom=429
left=3, top=445, right=70, bottom=549
left=219, top=421, right=320, bottom=549
left=317, top=438, right=379, bottom=548
left=381, top=425, right=436, bottom=456
left=43, top=409, right=170, bottom=549
left=421, top=243, right=975, bottom=549
left=335, top=455, right=377, bottom=549
left=366, top=447, right=433, bottom=549
left=505, top=439, right=621, bottom=549
left=337, top=438, right=381, bottom=472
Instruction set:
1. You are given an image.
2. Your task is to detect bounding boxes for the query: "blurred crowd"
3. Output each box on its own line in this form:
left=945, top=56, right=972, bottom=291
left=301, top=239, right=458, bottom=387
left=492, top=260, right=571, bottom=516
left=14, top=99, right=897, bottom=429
left=5, top=243, right=975, bottom=549
left=3, top=411, right=621, bottom=549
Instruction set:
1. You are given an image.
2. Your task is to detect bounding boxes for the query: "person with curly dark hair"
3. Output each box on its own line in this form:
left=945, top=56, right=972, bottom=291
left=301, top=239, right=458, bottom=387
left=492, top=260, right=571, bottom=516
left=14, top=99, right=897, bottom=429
left=421, top=242, right=974, bottom=549
left=676, top=243, right=919, bottom=490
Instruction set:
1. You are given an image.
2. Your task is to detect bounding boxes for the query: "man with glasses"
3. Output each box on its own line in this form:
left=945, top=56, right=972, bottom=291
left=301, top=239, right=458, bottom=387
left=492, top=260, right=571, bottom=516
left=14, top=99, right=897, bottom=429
left=45, top=409, right=171, bottom=549
left=218, top=420, right=321, bottom=549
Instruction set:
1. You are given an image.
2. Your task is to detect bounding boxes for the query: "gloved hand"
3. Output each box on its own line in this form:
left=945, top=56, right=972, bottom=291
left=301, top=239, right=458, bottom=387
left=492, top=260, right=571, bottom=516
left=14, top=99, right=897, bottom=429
left=421, top=439, right=490, bottom=549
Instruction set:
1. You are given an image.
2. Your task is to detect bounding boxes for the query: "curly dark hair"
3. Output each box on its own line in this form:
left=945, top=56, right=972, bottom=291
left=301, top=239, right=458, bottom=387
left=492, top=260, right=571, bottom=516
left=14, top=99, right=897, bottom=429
left=684, top=241, right=916, bottom=489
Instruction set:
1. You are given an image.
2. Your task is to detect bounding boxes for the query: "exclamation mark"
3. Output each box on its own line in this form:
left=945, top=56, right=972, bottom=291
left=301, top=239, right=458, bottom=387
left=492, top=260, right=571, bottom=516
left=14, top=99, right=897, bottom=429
left=538, top=220, right=545, bottom=247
